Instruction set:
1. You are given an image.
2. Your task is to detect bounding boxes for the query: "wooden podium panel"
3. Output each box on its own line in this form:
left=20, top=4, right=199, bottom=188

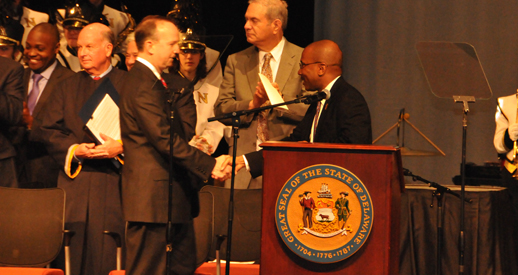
left=260, top=142, right=403, bottom=275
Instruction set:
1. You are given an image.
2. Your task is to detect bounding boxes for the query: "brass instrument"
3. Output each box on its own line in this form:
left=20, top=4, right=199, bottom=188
left=114, top=4, right=136, bottom=53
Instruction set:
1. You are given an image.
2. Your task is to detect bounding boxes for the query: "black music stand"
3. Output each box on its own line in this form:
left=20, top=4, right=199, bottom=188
left=416, top=41, right=492, bottom=275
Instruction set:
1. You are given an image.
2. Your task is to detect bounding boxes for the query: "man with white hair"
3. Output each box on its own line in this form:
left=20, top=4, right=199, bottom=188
left=215, top=0, right=307, bottom=189
left=40, top=22, right=126, bottom=275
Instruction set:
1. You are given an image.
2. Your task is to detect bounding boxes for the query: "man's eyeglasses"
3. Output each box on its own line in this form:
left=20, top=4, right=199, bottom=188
left=299, top=61, right=341, bottom=70
left=299, top=61, right=321, bottom=69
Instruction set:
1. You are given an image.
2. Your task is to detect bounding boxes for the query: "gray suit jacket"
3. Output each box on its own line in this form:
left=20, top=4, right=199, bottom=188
left=215, top=40, right=307, bottom=188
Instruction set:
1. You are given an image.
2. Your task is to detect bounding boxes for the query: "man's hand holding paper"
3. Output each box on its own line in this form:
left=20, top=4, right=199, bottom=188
left=95, top=133, right=123, bottom=158
left=74, top=133, right=122, bottom=160
left=74, top=143, right=109, bottom=159
left=249, top=81, right=269, bottom=109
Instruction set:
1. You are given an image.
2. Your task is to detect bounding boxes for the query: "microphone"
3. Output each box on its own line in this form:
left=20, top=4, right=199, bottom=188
left=402, top=168, right=412, bottom=176
left=302, top=90, right=330, bottom=104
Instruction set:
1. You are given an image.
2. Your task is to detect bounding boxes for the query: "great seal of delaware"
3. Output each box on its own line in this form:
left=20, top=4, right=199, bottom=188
left=275, top=164, right=374, bottom=263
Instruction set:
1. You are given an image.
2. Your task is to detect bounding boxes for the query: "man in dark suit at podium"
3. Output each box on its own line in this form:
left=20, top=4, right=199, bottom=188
left=228, top=40, right=372, bottom=178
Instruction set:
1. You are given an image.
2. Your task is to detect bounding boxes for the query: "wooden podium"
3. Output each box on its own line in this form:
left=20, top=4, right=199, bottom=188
left=260, top=142, right=403, bottom=274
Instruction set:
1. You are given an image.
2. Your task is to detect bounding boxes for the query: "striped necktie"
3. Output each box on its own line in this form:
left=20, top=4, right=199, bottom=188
left=312, top=100, right=323, bottom=137
left=257, top=53, right=273, bottom=142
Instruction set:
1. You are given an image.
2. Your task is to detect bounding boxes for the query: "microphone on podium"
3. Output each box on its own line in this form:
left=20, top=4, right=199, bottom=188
left=302, top=90, right=330, bottom=104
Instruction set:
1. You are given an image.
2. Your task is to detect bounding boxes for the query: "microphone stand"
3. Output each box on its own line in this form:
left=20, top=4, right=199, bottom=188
left=208, top=94, right=320, bottom=274
left=403, top=168, right=471, bottom=275
left=165, top=86, right=184, bottom=275
left=454, top=96, right=474, bottom=275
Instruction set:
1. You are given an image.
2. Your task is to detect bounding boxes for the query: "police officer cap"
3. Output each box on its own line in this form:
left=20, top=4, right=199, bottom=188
left=0, top=17, right=23, bottom=46
left=63, top=4, right=89, bottom=28
left=179, top=28, right=206, bottom=51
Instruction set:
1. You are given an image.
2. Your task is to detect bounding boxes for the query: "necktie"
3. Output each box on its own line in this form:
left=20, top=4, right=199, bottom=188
left=261, top=53, right=273, bottom=83
left=312, top=100, right=323, bottom=136
left=257, top=53, right=273, bottom=142
left=27, top=74, right=44, bottom=115
left=93, top=76, right=101, bottom=80
left=160, top=78, right=168, bottom=88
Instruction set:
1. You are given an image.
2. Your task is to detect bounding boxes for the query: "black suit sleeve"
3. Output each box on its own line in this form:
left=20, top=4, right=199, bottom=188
left=333, top=90, right=372, bottom=144
left=164, top=74, right=197, bottom=141
left=0, top=61, right=24, bottom=126
left=132, top=80, right=215, bottom=181
left=245, top=150, right=263, bottom=179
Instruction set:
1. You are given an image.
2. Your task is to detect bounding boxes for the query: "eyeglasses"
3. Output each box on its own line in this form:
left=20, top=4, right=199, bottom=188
left=299, top=61, right=341, bottom=70
left=299, top=61, right=322, bottom=69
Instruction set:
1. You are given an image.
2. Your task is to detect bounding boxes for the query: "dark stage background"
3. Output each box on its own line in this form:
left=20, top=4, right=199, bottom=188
left=26, top=0, right=315, bottom=68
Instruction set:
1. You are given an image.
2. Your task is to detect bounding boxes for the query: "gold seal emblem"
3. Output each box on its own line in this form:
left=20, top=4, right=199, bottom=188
left=275, top=164, right=373, bottom=263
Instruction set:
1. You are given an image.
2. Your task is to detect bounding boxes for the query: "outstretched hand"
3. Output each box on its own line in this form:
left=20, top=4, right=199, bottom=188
left=219, top=155, right=246, bottom=175
left=212, top=155, right=232, bottom=181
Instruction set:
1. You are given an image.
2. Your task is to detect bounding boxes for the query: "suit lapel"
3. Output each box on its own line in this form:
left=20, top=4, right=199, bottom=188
left=304, top=103, right=319, bottom=141
left=23, top=69, right=30, bottom=100
left=33, top=65, right=63, bottom=117
left=244, top=42, right=298, bottom=97
left=134, top=61, right=161, bottom=88
left=276, top=42, right=297, bottom=92
left=314, top=77, right=343, bottom=140
left=245, top=48, right=260, bottom=97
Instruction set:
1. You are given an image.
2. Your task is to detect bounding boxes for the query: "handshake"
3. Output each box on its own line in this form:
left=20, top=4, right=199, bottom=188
left=211, top=155, right=247, bottom=181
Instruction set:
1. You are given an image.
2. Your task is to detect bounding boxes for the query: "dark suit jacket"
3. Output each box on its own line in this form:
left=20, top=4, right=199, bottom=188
left=12, top=63, right=74, bottom=187
left=39, top=68, right=127, bottom=275
left=0, top=56, right=24, bottom=160
left=120, top=61, right=216, bottom=224
left=40, top=68, right=127, bottom=168
left=246, top=76, right=372, bottom=178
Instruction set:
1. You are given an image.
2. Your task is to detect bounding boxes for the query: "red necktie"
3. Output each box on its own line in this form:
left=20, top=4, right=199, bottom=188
left=160, top=78, right=168, bottom=88
left=93, top=76, right=101, bottom=80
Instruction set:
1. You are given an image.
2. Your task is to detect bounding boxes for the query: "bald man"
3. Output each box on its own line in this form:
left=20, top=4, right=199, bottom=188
left=235, top=40, right=372, bottom=177
left=40, top=23, right=127, bottom=275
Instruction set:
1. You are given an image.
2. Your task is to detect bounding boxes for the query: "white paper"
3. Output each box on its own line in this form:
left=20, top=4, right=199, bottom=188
left=258, top=73, right=289, bottom=110
left=85, top=94, right=121, bottom=144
